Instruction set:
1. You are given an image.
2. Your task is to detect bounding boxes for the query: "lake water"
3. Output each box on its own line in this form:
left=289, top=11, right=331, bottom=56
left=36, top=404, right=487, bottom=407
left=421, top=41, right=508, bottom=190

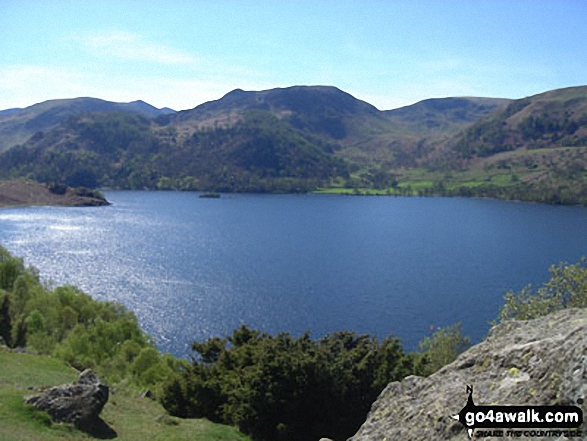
left=0, top=191, right=586, bottom=357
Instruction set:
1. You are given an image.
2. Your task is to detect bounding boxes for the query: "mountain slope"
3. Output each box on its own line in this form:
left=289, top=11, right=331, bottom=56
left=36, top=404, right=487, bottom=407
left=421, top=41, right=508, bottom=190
left=160, top=85, right=390, bottom=143
left=385, top=97, right=511, bottom=134
left=160, top=86, right=508, bottom=168
left=156, top=85, right=409, bottom=184
left=0, top=109, right=349, bottom=192
left=1, top=84, right=585, bottom=201
left=2, top=86, right=504, bottom=192
left=451, top=86, right=587, bottom=158
left=367, top=97, right=512, bottom=168
left=0, top=97, right=175, bottom=152
left=0, top=108, right=22, bottom=117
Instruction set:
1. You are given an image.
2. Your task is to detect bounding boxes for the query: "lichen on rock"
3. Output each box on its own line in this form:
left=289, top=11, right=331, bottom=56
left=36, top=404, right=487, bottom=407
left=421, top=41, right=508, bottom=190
left=349, top=308, right=587, bottom=441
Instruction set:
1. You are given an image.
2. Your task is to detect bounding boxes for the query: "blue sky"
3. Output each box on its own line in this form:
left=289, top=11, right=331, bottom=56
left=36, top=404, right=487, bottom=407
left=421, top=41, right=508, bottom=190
left=1, top=1, right=586, bottom=111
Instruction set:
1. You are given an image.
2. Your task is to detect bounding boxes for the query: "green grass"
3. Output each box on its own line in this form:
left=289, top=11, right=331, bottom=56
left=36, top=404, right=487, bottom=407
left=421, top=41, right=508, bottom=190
left=315, top=146, right=587, bottom=204
left=313, top=187, right=358, bottom=195
left=315, top=187, right=411, bottom=196
left=0, top=348, right=251, bottom=441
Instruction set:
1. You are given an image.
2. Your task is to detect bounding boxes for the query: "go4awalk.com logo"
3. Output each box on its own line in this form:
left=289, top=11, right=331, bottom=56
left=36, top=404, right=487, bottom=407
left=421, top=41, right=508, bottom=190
left=451, top=386, right=584, bottom=439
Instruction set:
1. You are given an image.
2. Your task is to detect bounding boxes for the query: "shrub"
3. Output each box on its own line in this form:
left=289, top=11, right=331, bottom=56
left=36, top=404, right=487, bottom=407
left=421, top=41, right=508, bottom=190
left=414, top=322, right=470, bottom=376
left=498, top=258, right=587, bottom=322
left=0, top=244, right=167, bottom=387
left=160, top=326, right=413, bottom=441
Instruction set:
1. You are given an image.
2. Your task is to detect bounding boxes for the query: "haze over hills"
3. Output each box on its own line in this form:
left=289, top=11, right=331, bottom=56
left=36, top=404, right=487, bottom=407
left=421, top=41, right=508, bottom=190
left=157, top=86, right=511, bottom=167
left=384, top=97, right=512, bottom=133
left=0, top=108, right=22, bottom=117
left=0, top=97, right=175, bottom=152
left=0, top=85, right=585, bottom=203
left=159, top=85, right=400, bottom=160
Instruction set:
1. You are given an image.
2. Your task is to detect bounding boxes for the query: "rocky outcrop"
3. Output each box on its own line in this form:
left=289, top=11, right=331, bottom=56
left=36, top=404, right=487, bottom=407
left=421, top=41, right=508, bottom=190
left=349, top=308, right=587, bottom=440
left=24, top=369, right=109, bottom=428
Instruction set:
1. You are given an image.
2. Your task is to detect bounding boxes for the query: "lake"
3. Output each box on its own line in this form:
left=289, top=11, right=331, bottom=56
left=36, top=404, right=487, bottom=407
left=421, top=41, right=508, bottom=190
left=0, top=191, right=586, bottom=357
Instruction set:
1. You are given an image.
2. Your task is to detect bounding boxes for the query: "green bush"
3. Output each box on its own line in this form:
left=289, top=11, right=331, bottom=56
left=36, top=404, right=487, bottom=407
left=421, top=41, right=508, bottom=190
left=160, top=326, right=413, bottom=441
left=414, top=323, right=470, bottom=377
left=0, top=291, right=12, bottom=345
left=0, top=249, right=24, bottom=291
left=498, top=258, right=587, bottom=322
left=0, top=244, right=175, bottom=388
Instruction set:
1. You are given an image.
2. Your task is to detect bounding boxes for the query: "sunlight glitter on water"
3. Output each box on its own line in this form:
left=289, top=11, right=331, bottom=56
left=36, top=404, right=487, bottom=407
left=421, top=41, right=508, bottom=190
left=1, top=191, right=587, bottom=356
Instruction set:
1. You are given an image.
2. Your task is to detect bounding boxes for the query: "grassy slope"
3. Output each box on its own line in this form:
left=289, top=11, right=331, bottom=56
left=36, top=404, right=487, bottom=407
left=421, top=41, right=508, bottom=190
left=0, top=349, right=251, bottom=441
left=317, top=146, right=587, bottom=200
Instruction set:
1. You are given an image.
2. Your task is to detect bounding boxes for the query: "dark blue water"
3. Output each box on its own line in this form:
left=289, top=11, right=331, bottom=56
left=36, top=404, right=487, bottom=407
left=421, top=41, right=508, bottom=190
left=0, top=191, right=586, bottom=357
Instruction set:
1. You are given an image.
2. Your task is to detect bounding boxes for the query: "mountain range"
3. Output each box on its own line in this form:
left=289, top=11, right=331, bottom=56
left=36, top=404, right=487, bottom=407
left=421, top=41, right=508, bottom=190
left=0, top=97, right=174, bottom=152
left=0, top=85, right=585, bottom=203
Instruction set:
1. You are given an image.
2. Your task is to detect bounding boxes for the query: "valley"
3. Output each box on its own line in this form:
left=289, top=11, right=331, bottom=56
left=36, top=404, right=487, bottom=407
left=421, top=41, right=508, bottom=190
left=0, top=85, right=585, bottom=203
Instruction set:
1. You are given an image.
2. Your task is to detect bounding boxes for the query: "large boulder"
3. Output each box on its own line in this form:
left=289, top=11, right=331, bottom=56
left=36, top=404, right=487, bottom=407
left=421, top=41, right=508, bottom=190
left=24, top=369, right=109, bottom=428
left=349, top=308, right=587, bottom=440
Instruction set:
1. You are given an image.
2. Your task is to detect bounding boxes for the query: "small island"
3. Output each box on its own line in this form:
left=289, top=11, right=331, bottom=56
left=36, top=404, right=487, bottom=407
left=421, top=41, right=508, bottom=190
left=199, top=192, right=221, bottom=198
left=0, top=180, right=110, bottom=208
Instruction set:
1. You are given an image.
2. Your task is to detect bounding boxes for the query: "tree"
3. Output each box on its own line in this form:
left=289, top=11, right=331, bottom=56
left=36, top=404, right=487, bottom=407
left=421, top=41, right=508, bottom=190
left=415, top=323, right=470, bottom=377
left=498, top=258, right=587, bottom=322
left=0, top=252, right=23, bottom=291
left=0, top=293, right=12, bottom=346
left=161, top=327, right=413, bottom=441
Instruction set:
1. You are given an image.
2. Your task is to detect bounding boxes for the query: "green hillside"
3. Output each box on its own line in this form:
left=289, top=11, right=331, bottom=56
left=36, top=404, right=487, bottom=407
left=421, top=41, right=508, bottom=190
left=0, top=86, right=508, bottom=193
left=0, top=244, right=250, bottom=440
left=0, top=349, right=251, bottom=441
left=0, top=85, right=586, bottom=202
left=428, top=86, right=587, bottom=203
left=0, top=110, right=349, bottom=192
left=451, top=86, right=587, bottom=158
left=384, top=96, right=510, bottom=137
left=0, top=97, right=174, bottom=152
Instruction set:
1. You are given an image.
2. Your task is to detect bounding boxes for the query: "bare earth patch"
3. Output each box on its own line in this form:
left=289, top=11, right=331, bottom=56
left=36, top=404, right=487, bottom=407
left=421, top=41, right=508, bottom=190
left=0, top=180, right=109, bottom=208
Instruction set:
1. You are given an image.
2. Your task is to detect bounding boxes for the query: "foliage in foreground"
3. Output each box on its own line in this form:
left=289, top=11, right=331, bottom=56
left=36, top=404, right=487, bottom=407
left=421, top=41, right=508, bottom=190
left=0, top=245, right=186, bottom=390
left=7, top=243, right=585, bottom=441
left=498, top=258, right=587, bottom=322
left=413, top=322, right=470, bottom=377
left=160, top=326, right=414, bottom=441
left=0, top=243, right=472, bottom=441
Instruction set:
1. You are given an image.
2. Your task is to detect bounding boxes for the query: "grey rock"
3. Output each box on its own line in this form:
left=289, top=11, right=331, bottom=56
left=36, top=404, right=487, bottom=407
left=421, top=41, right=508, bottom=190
left=24, top=369, right=109, bottom=427
left=349, top=308, right=587, bottom=441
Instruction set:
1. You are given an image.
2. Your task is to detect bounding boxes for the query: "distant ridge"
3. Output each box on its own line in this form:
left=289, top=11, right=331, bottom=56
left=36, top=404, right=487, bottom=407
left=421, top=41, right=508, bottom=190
left=0, top=108, right=22, bottom=117
left=0, top=84, right=586, bottom=203
left=165, top=85, right=380, bottom=129
left=0, top=97, right=176, bottom=151
left=125, top=100, right=176, bottom=116
left=385, top=97, right=511, bottom=132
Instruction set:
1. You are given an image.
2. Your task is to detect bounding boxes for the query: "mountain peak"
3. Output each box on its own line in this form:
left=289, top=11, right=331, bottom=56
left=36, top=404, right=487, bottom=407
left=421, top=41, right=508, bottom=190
left=0, top=97, right=173, bottom=151
left=223, top=88, right=247, bottom=97
left=173, top=85, right=380, bottom=126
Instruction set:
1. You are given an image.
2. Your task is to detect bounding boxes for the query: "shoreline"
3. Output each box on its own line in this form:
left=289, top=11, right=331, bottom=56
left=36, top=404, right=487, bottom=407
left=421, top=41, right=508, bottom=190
left=0, top=180, right=110, bottom=208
